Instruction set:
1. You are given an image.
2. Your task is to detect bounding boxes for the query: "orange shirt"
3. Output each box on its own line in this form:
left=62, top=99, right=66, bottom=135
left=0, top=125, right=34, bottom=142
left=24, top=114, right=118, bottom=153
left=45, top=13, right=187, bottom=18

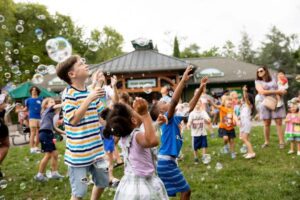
left=219, top=106, right=235, bottom=131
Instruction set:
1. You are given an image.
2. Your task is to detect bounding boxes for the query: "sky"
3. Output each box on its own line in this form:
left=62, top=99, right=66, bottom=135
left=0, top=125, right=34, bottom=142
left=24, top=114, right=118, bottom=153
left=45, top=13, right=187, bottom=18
left=15, top=0, right=300, bottom=55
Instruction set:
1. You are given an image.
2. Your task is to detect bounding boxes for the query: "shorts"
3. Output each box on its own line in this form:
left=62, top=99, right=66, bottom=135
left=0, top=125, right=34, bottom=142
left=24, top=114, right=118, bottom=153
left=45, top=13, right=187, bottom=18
left=39, top=130, right=56, bottom=153
left=192, top=136, right=207, bottom=150
left=157, top=157, right=190, bottom=197
left=68, top=160, right=109, bottom=198
left=29, top=119, right=40, bottom=128
left=218, top=128, right=236, bottom=139
left=260, top=104, right=286, bottom=120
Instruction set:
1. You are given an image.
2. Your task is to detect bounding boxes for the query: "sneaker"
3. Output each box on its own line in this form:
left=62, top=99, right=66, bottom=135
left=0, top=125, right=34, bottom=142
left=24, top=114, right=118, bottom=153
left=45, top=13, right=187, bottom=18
left=245, top=153, right=256, bottom=159
left=231, top=152, right=236, bottom=159
left=223, top=145, right=230, bottom=154
left=50, top=172, right=64, bottom=179
left=288, top=150, right=295, bottom=154
left=276, top=100, right=283, bottom=108
left=297, top=151, right=300, bottom=156
left=194, top=158, right=199, bottom=164
left=110, top=178, right=120, bottom=188
left=34, top=174, right=48, bottom=182
left=261, top=143, right=269, bottom=148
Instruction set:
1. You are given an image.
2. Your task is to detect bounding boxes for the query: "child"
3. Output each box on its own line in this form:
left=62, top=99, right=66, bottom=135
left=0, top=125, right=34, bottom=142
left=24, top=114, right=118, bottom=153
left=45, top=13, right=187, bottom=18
left=15, top=103, right=29, bottom=129
left=103, top=98, right=168, bottom=200
left=0, top=94, right=9, bottom=178
left=151, top=65, right=208, bottom=199
left=276, top=70, right=288, bottom=108
left=285, top=102, right=300, bottom=155
left=34, top=98, right=65, bottom=181
left=239, top=86, right=256, bottom=159
left=209, top=95, right=238, bottom=159
left=56, top=55, right=109, bottom=199
left=187, top=100, right=211, bottom=164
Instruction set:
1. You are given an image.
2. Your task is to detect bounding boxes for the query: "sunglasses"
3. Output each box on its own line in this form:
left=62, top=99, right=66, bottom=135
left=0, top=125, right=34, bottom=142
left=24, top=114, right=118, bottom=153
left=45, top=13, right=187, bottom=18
left=257, top=70, right=264, bottom=73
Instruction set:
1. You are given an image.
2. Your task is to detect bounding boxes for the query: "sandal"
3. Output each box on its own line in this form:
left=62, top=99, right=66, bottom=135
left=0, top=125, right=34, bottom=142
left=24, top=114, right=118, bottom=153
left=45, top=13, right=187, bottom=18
left=261, top=143, right=269, bottom=148
left=109, top=178, right=120, bottom=188
left=113, top=162, right=124, bottom=168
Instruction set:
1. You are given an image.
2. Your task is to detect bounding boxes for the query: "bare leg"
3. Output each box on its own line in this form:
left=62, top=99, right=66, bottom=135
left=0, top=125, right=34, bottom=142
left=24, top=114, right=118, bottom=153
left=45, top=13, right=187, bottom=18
left=223, top=136, right=229, bottom=145
left=35, top=127, right=40, bottom=147
left=202, top=148, right=207, bottom=156
left=91, top=186, right=104, bottom=200
left=241, top=133, right=254, bottom=154
left=113, top=148, right=123, bottom=164
left=0, top=137, right=10, bottom=164
left=297, top=142, right=300, bottom=152
left=274, top=119, right=284, bottom=145
left=263, top=119, right=271, bottom=145
left=30, top=127, right=36, bottom=148
left=229, top=138, right=235, bottom=152
left=193, top=150, right=198, bottom=158
left=51, top=150, right=58, bottom=172
left=38, top=153, right=51, bottom=174
left=180, top=190, right=191, bottom=200
left=107, top=152, right=114, bottom=182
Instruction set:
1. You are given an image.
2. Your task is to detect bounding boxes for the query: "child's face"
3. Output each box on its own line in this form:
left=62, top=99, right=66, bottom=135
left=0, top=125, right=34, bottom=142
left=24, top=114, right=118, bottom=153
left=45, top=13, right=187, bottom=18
left=290, top=105, right=298, bottom=113
left=157, top=101, right=170, bottom=114
left=277, top=72, right=285, bottom=79
left=71, top=57, right=89, bottom=80
left=47, top=99, right=55, bottom=108
left=225, top=99, right=232, bottom=108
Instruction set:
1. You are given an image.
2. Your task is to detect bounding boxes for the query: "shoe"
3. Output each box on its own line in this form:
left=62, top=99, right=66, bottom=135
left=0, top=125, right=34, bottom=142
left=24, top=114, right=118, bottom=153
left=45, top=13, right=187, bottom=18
left=245, top=153, right=256, bottom=159
left=261, top=143, right=269, bottom=148
left=34, top=174, right=48, bottom=182
left=297, top=151, right=300, bottom=156
left=223, top=145, right=230, bottom=154
left=288, top=150, right=295, bottom=154
left=276, top=100, right=283, bottom=108
left=113, top=162, right=124, bottom=169
left=279, top=144, right=285, bottom=149
left=231, top=152, right=236, bottom=159
left=242, top=153, right=248, bottom=158
left=194, top=158, right=199, bottom=164
left=50, top=172, right=64, bottom=179
left=110, top=178, right=120, bottom=188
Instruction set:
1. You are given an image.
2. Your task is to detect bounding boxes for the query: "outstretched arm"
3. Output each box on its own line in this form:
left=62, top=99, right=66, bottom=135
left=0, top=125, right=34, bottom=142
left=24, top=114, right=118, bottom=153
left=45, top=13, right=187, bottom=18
left=188, top=76, right=208, bottom=112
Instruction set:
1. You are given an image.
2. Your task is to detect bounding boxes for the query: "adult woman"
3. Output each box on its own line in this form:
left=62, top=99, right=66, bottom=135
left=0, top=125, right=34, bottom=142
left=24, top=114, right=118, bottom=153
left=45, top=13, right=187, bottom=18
left=24, top=86, right=43, bottom=153
left=255, top=66, right=286, bottom=149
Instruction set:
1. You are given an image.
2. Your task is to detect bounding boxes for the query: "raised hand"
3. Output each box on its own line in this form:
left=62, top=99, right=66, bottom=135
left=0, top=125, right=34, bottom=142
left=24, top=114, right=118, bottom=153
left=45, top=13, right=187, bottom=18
left=200, top=76, right=208, bottom=85
left=182, top=65, right=194, bottom=82
left=243, top=85, right=248, bottom=92
left=111, top=75, right=117, bottom=87
left=133, top=97, right=148, bottom=116
left=88, top=88, right=105, bottom=102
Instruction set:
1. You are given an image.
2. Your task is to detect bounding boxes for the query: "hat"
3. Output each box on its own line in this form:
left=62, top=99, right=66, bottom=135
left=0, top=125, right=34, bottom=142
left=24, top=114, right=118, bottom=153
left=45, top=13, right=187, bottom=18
left=0, top=94, right=7, bottom=104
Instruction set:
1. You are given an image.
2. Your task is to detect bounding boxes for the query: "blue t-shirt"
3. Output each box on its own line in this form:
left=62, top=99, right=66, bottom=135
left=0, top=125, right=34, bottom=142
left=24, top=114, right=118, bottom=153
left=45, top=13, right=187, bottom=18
left=25, top=97, right=43, bottom=119
left=159, top=113, right=183, bottom=158
left=40, top=106, right=55, bottom=131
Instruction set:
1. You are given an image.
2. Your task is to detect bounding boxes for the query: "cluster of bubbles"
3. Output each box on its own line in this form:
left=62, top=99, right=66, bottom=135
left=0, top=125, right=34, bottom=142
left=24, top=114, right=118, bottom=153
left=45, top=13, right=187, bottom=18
left=15, top=20, right=25, bottom=33
left=31, top=65, right=56, bottom=84
left=46, top=37, right=72, bottom=63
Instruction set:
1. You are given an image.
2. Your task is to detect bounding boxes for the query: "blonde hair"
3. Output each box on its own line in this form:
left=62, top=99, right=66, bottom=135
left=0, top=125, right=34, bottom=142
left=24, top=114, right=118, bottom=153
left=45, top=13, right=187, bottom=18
left=41, top=98, right=54, bottom=114
left=221, top=95, right=232, bottom=106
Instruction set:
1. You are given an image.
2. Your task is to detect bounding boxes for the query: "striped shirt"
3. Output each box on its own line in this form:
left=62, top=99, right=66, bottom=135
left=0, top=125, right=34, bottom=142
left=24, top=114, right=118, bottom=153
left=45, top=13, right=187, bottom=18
left=62, top=86, right=105, bottom=167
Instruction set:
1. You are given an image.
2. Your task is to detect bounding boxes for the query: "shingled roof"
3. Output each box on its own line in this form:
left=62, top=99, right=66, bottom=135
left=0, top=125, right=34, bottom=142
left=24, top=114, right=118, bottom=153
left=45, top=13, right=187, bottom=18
left=90, top=49, right=189, bottom=73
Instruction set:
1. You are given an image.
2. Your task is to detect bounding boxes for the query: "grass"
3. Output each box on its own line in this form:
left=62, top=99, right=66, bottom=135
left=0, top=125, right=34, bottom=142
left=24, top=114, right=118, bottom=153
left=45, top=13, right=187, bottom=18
left=0, top=126, right=300, bottom=200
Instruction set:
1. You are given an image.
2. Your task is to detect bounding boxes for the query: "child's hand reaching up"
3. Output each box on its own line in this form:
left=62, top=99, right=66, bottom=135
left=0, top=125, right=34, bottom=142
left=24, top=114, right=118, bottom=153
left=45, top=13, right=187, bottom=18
left=182, top=65, right=194, bottom=82
left=133, top=97, right=148, bottom=116
left=157, top=114, right=168, bottom=125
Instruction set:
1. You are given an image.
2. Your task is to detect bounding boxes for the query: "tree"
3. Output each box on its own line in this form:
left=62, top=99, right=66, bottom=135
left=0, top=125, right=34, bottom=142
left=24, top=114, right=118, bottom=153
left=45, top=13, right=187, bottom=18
left=238, top=32, right=255, bottom=63
left=173, top=36, right=180, bottom=58
left=221, top=40, right=237, bottom=59
left=181, top=43, right=201, bottom=58
left=200, top=46, right=220, bottom=57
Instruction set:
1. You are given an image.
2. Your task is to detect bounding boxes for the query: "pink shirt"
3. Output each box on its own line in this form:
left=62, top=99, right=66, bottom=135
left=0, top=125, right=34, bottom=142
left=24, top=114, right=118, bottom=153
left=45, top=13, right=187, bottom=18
left=121, top=131, right=155, bottom=177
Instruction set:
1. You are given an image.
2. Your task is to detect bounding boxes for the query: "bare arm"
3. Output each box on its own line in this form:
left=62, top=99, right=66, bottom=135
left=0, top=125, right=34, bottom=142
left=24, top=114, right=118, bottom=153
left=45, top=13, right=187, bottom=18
left=189, top=76, right=208, bottom=112
left=167, top=65, right=194, bottom=119
left=242, top=85, right=251, bottom=107
left=255, top=84, right=286, bottom=96
left=134, top=98, right=159, bottom=148
left=111, top=75, right=119, bottom=103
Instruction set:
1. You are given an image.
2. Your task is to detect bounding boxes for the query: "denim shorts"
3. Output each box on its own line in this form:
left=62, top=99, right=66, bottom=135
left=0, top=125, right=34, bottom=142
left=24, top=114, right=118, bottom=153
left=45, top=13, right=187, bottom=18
left=68, top=159, right=109, bottom=198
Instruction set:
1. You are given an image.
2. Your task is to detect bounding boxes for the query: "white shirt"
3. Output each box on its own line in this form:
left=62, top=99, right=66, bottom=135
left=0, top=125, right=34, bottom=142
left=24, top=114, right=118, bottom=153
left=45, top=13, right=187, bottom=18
left=188, top=110, right=210, bottom=136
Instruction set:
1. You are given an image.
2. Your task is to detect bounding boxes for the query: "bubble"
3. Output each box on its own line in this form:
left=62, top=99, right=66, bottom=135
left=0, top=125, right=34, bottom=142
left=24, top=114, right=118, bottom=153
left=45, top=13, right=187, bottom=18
left=11, top=65, right=19, bottom=74
left=37, top=15, right=46, bottom=20
left=19, top=182, right=26, bottom=190
left=4, top=73, right=11, bottom=79
left=18, top=20, right=24, bottom=25
left=143, top=83, right=152, bottom=94
left=200, top=177, right=205, bottom=182
left=15, top=24, right=24, bottom=33
left=215, top=162, right=223, bottom=171
left=0, top=195, right=4, bottom=200
left=32, top=55, right=40, bottom=63
left=5, top=55, right=12, bottom=63
left=32, top=73, right=44, bottom=84
left=13, top=49, right=19, bottom=54
left=88, top=40, right=99, bottom=52
left=46, top=37, right=72, bottom=63
left=207, top=165, right=211, bottom=170
left=1, top=25, right=6, bottom=29
left=240, top=145, right=248, bottom=154
left=25, top=70, right=30, bottom=74
left=36, top=64, right=47, bottom=75
left=0, top=179, right=8, bottom=189
left=202, top=154, right=211, bottom=164
left=0, top=15, right=5, bottom=23
left=47, top=65, right=56, bottom=74
left=4, top=41, right=11, bottom=47
left=35, top=28, right=43, bottom=41
left=214, top=185, right=219, bottom=190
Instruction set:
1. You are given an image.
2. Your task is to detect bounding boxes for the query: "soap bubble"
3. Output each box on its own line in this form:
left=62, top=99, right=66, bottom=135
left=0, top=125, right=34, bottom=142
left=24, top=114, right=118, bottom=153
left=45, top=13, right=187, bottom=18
left=11, top=65, right=19, bottom=74
left=47, top=65, right=56, bottom=75
left=240, top=145, right=248, bottom=154
left=1, top=25, right=6, bottom=29
left=19, top=182, right=26, bottom=190
left=0, top=179, right=8, bottom=189
left=35, top=28, right=43, bottom=41
left=36, top=64, right=47, bottom=75
left=32, top=55, right=40, bottom=63
left=143, top=83, right=152, bottom=94
left=202, top=154, right=211, bottom=164
left=46, top=37, right=72, bottom=63
left=4, top=41, right=11, bottom=47
left=25, top=70, right=30, bottom=74
left=215, top=162, right=223, bottom=171
left=32, top=73, right=44, bottom=84
left=13, top=49, right=19, bottom=54
left=18, top=20, right=24, bottom=25
left=4, top=73, right=11, bottom=79
left=37, top=15, right=46, bottom=20
left=15, top=24, right=24, bottom=33
left=88, top=40, right=99, bottom=52
left=0, top=15, right=5, bottom=23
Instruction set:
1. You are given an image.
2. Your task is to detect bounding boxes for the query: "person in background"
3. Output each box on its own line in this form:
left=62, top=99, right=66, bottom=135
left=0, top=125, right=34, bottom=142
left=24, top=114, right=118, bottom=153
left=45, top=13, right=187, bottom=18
left=0, top=94, right=9, bottom=179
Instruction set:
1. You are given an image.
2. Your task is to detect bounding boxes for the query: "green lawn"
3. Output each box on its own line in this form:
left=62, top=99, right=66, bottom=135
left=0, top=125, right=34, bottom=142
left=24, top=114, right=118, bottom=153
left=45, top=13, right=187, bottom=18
left=1, top=126, right=300, bottom=200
